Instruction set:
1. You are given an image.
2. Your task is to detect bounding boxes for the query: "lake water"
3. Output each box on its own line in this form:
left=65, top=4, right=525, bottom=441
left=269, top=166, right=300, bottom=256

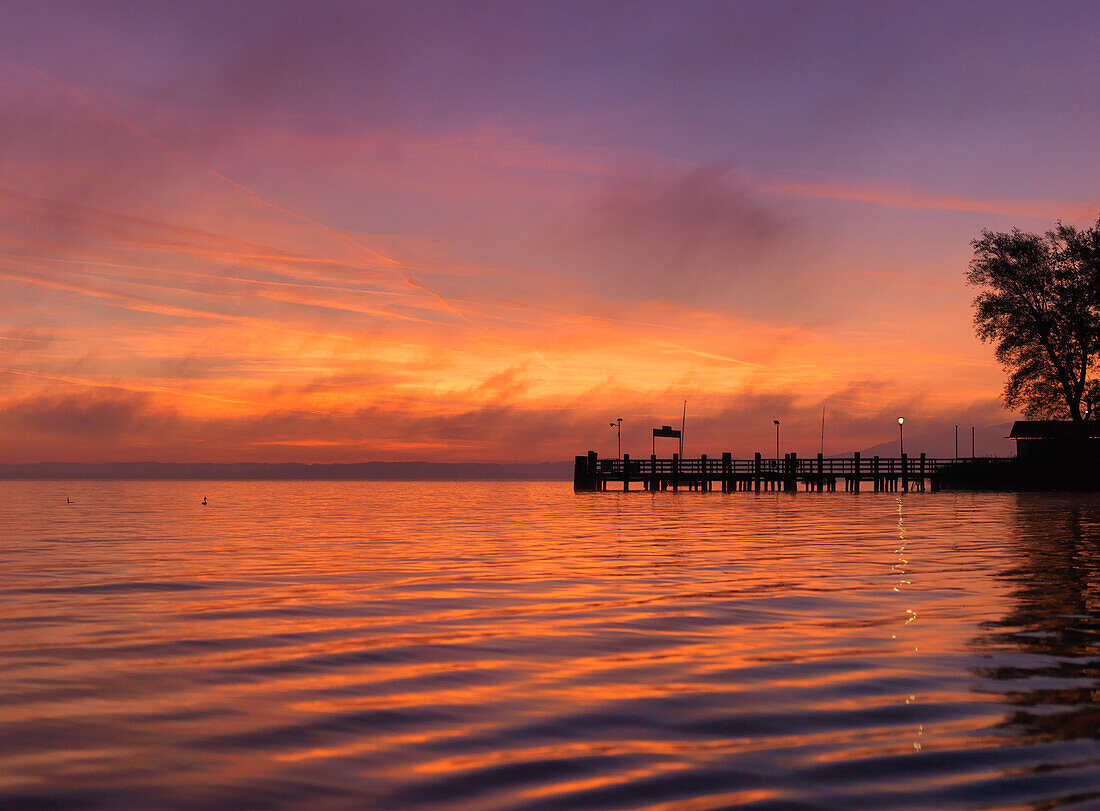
left=2, top=481, right=1100, bottom=809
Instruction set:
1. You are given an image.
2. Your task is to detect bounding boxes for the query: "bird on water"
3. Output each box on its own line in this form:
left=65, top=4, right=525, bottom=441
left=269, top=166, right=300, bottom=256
left=202, top=497, right=208, bottom=505
left=66, top=497, right=72, bottom=504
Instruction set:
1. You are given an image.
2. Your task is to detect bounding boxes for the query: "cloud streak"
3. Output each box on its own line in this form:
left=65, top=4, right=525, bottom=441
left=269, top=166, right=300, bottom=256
left=764, top=179, right=1098, bottom=221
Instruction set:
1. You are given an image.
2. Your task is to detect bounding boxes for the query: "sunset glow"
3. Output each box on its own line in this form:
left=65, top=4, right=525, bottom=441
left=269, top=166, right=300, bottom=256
left=1, top=1, right=1097, bottom=462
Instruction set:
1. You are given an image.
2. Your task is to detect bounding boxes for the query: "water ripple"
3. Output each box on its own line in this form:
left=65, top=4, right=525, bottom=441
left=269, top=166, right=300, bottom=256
left=2, top=482, right=1100, bottom=808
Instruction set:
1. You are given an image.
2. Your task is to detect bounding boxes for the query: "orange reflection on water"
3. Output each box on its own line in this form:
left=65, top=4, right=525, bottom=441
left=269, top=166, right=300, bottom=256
left=3, top=482, right=1096, bottom=808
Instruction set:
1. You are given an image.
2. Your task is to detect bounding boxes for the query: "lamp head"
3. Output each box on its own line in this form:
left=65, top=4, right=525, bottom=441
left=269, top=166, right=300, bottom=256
left=774, top=419, right=780, bottom=426
left=898, top=417, right=904, bottom=426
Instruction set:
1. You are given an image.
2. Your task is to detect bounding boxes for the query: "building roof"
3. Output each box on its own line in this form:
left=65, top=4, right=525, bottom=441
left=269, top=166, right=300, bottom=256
left=1009, top=420, right=1100, bottom=439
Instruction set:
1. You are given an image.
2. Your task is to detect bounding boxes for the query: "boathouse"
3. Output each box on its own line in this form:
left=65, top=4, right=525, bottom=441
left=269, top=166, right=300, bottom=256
left=1009, top=420, right=1100, bottom=463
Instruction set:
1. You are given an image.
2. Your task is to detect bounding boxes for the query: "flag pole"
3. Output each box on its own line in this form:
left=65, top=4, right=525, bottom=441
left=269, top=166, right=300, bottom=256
left=680, top=400, right=686, bottom=457
left=820, top=404, right=826, bottom=456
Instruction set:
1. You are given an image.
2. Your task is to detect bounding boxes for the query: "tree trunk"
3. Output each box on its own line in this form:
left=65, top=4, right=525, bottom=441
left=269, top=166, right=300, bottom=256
left=1069, top=400, right=1088, bottom=442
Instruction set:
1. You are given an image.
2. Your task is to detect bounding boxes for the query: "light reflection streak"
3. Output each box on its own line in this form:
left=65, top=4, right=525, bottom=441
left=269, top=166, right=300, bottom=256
left=893, top=497, right=924, bottom=752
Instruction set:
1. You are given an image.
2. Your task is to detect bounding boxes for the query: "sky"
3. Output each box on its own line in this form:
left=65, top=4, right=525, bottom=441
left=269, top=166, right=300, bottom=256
left=0, top=0, right=1097, bottom=463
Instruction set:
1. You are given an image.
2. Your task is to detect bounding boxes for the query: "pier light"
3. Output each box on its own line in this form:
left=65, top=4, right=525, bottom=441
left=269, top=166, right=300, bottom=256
left=609, top=417, right=623, bottom=459
left=898, top=417, right=904, bottom=457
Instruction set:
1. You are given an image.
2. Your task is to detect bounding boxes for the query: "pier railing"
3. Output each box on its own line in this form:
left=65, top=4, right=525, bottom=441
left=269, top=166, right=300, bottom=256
left=574, top=451, right=1014, bottom=492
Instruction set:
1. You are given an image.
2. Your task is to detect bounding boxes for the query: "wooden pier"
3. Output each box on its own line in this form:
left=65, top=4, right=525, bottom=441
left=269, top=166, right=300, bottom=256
left=574, top=451, right=1012, bottom=493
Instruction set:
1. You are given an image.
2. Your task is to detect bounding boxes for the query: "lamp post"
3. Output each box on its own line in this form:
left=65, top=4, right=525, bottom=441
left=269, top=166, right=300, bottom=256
left=774, top=419, right=780, bottom=460
left=610, top=418, right=622, bottom=459
left=898, top=417, right=904, bottom=457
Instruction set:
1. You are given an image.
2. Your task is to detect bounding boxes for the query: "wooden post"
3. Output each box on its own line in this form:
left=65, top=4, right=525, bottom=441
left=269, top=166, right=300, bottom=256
left=919, top=453, right=926, bottom=492
left=574, top=455, right=594, bottom=491
left=873, top=455, right=880, bottom=491
left=816, top=452, right=824, bottom=492
left=787, top=452, right=798, bottom=492
left=853, top=452, right=861, bottom=492
left=585, top=450, right=602, bottom=491
left=672, top=453, right=680, bottom=491
left=623, top=453, right=630, bottom=491
left=902, top=453, right=908, bottom=492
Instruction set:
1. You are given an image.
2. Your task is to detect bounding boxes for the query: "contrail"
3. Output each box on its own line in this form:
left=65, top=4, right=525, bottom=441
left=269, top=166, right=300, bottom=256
left=1, top=59, right=479, bottom=326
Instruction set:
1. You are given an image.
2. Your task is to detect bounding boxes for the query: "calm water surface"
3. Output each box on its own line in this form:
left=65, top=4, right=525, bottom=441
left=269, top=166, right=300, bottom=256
left=2, top=482, right=1100, bottom=809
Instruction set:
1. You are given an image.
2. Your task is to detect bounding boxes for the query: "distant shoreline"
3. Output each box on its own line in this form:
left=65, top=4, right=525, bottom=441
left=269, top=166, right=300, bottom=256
left=0, top=461, right=574, bottom=481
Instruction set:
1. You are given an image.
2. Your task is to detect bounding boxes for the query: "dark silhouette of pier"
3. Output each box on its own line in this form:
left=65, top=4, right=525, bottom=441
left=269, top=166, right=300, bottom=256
left=574, top=451, right=1015, bottom=493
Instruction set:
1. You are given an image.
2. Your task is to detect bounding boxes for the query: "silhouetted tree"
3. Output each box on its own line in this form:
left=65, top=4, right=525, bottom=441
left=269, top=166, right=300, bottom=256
left=967, top=216, right=1100, bottom=436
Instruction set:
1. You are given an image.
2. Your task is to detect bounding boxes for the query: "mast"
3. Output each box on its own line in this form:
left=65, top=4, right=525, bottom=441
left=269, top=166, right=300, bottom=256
left=680, top=400, right=686, bottom=456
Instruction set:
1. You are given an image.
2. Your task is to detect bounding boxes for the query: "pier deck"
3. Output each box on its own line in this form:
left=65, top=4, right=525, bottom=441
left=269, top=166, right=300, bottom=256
left=574, top=451, right=1012, bottom=493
